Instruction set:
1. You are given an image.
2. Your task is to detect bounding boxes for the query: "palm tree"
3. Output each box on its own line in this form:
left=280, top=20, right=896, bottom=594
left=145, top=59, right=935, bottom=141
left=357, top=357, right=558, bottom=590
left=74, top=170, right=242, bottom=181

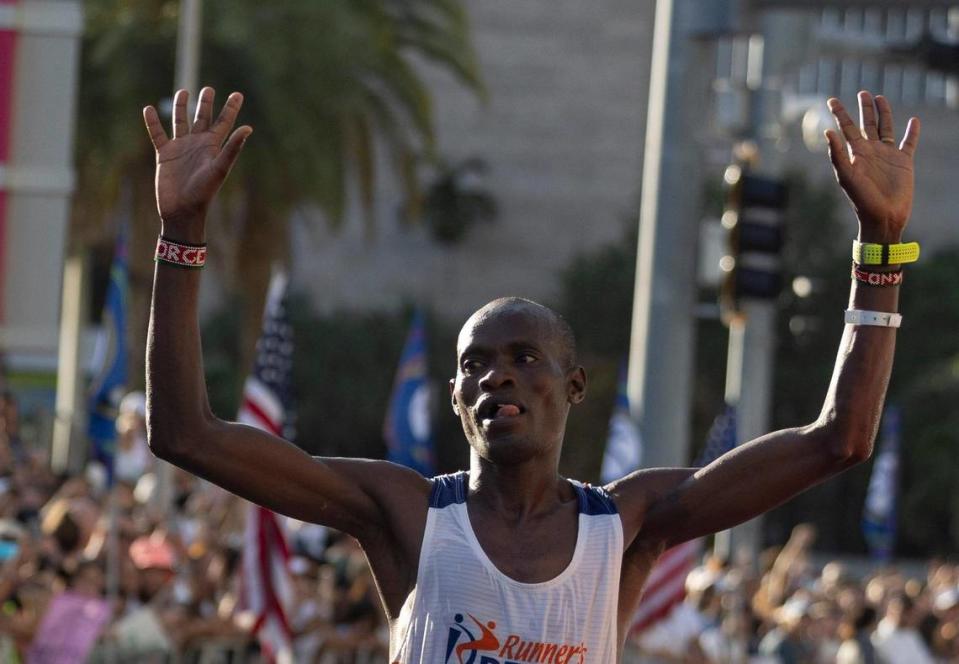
left=74, top=0, right=484, bottom=384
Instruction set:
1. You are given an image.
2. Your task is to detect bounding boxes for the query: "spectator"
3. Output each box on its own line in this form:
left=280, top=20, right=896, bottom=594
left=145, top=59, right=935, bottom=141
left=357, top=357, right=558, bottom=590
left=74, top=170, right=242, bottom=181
left=873, top=591, right=936, bottom=664
left=114, top=391, right=152, bottom=485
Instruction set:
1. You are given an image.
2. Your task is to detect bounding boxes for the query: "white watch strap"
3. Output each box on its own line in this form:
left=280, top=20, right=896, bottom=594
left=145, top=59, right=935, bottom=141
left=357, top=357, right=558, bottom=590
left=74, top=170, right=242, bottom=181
left=844, top=309, right=902, bottom=328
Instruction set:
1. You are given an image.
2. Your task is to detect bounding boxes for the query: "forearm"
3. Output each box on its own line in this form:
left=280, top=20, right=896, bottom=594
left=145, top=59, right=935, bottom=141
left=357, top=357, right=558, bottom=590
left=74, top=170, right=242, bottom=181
left=815, top=232, right=902, bottom=461
left=640, top=254, right=902, bottom=545
left=146, top=217, right=216, bottom=457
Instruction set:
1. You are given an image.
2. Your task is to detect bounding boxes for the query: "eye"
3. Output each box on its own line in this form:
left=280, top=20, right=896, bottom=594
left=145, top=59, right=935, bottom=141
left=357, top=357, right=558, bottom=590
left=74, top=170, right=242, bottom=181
left=461, top=358, right=484, bottom=374
left=516, top=352, right=537, bottom=364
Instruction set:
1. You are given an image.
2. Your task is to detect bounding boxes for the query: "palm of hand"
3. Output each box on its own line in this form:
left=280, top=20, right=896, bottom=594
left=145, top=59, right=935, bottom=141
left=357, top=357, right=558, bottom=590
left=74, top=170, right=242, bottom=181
left=155, top=135, right=225, bottom=222
left=839, top=142, right=914, bottom=235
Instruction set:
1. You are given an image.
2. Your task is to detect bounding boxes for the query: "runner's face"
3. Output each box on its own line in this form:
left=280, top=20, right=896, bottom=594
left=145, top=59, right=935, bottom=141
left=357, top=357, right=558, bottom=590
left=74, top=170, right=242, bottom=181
left=451, top=306, right=584, bottom=463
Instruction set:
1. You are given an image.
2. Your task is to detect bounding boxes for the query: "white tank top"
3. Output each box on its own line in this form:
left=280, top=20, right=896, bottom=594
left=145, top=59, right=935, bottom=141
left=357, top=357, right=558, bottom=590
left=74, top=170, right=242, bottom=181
left=392, top=471, right=624, bottom=664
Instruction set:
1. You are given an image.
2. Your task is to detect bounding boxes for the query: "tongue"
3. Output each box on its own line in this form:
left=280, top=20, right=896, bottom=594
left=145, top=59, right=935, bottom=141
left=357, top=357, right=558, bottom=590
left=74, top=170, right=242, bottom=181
left=496, top=404, right=521, bottom=417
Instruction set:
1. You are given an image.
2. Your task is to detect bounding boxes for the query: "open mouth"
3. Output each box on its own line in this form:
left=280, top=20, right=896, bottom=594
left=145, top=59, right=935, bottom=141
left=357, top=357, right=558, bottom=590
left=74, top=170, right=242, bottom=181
left=476, top=399, right=526, bottom=423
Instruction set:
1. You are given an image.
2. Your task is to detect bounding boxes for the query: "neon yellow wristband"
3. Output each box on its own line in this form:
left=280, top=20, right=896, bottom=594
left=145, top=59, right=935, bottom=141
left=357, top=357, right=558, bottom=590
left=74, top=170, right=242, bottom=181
left=852, top=240, right=920, bottom=266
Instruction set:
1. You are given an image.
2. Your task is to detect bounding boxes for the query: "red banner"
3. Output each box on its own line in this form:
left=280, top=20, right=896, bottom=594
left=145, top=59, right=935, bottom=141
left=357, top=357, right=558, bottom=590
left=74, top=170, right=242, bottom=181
left=0, top=0, right=19, bottom=322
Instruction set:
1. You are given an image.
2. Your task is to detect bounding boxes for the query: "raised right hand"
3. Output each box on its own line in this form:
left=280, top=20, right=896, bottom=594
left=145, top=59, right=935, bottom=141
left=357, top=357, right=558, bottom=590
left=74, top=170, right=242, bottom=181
left=143, top=87, right=252, bottom=234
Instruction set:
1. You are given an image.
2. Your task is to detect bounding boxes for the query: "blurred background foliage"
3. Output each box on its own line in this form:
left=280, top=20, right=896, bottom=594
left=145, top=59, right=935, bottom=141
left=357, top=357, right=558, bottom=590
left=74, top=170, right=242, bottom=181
left=201, top=168, right=959, bottom=556
left=75, top=0, right=484, bottom=385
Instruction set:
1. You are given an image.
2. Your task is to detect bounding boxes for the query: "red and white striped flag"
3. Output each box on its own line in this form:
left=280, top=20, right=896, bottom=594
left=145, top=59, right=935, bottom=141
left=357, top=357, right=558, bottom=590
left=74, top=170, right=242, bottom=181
left=630, top=539, right=701, bottom=633
left=242, top=503, right=294, bottom=663
left=238, top=271, right=295, bottom=663
left=631, top=405, right=737, bottom=635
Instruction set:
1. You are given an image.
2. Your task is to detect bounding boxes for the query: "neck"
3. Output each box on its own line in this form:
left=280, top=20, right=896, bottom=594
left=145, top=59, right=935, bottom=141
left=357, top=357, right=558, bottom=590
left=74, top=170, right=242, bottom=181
left=467, top=451, right=572, bottom=520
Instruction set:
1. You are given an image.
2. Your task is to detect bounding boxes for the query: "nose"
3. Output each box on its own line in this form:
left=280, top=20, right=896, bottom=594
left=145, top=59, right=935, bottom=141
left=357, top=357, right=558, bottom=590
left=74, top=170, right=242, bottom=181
left=478, top=361, right=514, bottom=391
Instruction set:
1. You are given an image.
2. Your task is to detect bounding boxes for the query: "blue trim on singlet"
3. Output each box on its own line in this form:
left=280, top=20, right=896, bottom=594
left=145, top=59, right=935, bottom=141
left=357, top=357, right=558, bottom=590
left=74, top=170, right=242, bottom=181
left=429, top=471, right=467, bottom=508
left=430, top=472, right=618, bottom=515
left=570, top=480, right=619, bottom=515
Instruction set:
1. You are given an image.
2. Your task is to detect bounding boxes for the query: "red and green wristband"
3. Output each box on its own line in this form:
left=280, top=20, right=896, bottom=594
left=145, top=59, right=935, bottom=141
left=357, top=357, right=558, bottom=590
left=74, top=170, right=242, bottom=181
left=155, top=236, right=207, bottom=268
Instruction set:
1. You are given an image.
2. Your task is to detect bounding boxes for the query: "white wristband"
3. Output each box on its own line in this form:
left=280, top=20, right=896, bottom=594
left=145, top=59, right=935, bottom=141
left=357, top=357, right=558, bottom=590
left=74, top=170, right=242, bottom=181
left=844, top=309, right=902, bottom=328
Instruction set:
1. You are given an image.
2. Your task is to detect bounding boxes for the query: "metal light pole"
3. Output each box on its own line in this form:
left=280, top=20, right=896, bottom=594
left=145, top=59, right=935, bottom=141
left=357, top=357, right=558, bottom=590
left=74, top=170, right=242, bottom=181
left=628, top=0, right=717, bottom=468
left=175, top=0, right=203, bottom=98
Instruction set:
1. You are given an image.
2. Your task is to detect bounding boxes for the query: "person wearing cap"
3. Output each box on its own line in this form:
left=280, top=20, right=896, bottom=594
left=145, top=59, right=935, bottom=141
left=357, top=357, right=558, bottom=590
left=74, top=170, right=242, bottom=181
left=115, top=391, right=152, bottom=485
left=143, top=85, right=920, bottom=662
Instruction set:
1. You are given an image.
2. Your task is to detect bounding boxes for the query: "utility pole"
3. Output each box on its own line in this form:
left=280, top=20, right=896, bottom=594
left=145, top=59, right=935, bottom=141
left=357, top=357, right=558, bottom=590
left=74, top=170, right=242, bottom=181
left=628, top=0, right=719, bottom=468
left=175, top=0, right=203, bottom=99
left=52, top=253, right=89, bottom=474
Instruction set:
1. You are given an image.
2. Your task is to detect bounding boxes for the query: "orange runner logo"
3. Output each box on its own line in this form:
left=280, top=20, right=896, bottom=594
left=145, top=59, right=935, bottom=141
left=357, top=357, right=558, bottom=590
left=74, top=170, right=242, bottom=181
left=445, top=613, right=588, bottom=664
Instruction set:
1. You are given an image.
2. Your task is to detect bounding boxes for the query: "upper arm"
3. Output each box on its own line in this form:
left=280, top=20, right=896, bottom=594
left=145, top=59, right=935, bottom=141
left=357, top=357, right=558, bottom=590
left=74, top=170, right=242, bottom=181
left=612, top=425, right=853, bottom=549
left=155, top=417, right=431, bottom=541
left=606, top=467, right=697, bottom=547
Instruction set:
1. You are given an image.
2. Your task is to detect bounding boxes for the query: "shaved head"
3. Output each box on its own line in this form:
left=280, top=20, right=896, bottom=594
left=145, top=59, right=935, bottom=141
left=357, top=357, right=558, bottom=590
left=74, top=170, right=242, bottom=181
left=459, top=297, right=577, bottom=370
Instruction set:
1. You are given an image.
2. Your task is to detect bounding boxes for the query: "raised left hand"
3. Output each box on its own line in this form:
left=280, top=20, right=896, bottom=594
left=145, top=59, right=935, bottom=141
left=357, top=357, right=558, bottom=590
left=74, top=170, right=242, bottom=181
left=825, top=91, right=920, bottom=243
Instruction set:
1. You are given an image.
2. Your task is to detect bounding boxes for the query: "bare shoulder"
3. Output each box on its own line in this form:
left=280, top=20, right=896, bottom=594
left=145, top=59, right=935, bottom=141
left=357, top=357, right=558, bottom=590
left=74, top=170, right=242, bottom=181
left=605, top=467, right=697, bottom=548
left=323, top=457, right=433, bottom=544
left=322, top=457, right=433, bottom=514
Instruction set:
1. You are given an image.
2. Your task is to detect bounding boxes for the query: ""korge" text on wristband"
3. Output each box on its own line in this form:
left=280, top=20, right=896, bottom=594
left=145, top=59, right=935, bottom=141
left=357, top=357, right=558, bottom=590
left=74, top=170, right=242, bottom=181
left=155, top=236, right=207, bottom=268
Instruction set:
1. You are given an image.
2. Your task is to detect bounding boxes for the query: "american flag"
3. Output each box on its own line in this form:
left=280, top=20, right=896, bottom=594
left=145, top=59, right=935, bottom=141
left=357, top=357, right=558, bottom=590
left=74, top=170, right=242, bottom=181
left=631, top=404, right=737, bottom=635
left=238, top=271, right=295, bottom=664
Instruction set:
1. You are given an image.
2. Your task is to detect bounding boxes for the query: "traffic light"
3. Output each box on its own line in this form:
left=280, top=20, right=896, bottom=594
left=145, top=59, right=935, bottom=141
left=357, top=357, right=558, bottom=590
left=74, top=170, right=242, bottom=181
left=889, top=33, right=959, bottom=75
left=719, top=165, right=788, bottom=318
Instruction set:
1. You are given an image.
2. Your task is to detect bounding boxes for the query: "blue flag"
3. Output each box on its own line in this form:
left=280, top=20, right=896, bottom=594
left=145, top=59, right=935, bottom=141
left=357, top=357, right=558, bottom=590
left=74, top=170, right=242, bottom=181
left=862, top=406, right=900, bottom=562
left=87, top=230, right=128, bottom=479
left=695, top=404, right=737, bottom=467
left=383, top=311, right=434, bottom=476
left=600, top=363, right=642, bottom=483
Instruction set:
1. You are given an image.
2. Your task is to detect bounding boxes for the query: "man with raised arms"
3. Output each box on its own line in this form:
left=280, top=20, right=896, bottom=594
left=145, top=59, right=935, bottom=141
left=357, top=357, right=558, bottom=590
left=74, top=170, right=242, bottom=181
left=143, top=86, right=919, bottom=662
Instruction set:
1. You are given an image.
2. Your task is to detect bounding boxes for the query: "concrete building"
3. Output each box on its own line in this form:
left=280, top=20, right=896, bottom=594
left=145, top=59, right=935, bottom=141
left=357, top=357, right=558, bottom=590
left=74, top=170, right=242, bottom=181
left=0, top=0, right=83, bottom=448
left=291, top=1, right=657, bottom=322
left=0, top=0, right=82, bottom=365
left=289, top=3, right=958, bottom=322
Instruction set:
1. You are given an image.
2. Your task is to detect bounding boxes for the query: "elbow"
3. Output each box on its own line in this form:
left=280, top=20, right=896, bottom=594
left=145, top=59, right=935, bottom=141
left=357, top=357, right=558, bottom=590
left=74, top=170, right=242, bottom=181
left=835, top=439, right=872, bottom=467
left=808, top=416, right=875, bottom=468
left=146, top=401, right=215, bottom=465
left=147, top=425, right=188, bottom=465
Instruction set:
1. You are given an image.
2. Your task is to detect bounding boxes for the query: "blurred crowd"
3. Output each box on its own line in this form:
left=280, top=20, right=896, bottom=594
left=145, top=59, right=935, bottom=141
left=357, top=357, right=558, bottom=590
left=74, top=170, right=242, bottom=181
left=0, top=390, right=387, bottom=663
left=630, top=524, right=959, bottom=663
left=3, top=390, right=959, bottom=663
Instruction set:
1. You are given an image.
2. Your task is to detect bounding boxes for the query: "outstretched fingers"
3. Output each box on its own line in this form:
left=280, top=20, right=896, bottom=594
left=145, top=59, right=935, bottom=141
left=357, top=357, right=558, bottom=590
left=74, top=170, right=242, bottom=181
left=192, top=86, right=215, bottom=133
left=875, top=95, right=895, bottom=143
left=900, top=116, right=921, bottom=157
left=825, top=128, right=852, bottom=180
left=827, top=97, right=864, bottom=146
left=210, top=92, right=245, bottom=143
left=213, top=126, right=253, bottom=178
left=858, top=91, right=880, bottom=141
left=143, top=105, right=169, bottom=151
left=172, top=89, right=191, bottom=139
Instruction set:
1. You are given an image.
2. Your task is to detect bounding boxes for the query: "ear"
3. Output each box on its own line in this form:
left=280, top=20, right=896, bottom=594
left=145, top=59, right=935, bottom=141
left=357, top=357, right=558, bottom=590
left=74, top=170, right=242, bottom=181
left=449, top=379, right=459, bottom=416
left=567, top=366, right=587, bottom=405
